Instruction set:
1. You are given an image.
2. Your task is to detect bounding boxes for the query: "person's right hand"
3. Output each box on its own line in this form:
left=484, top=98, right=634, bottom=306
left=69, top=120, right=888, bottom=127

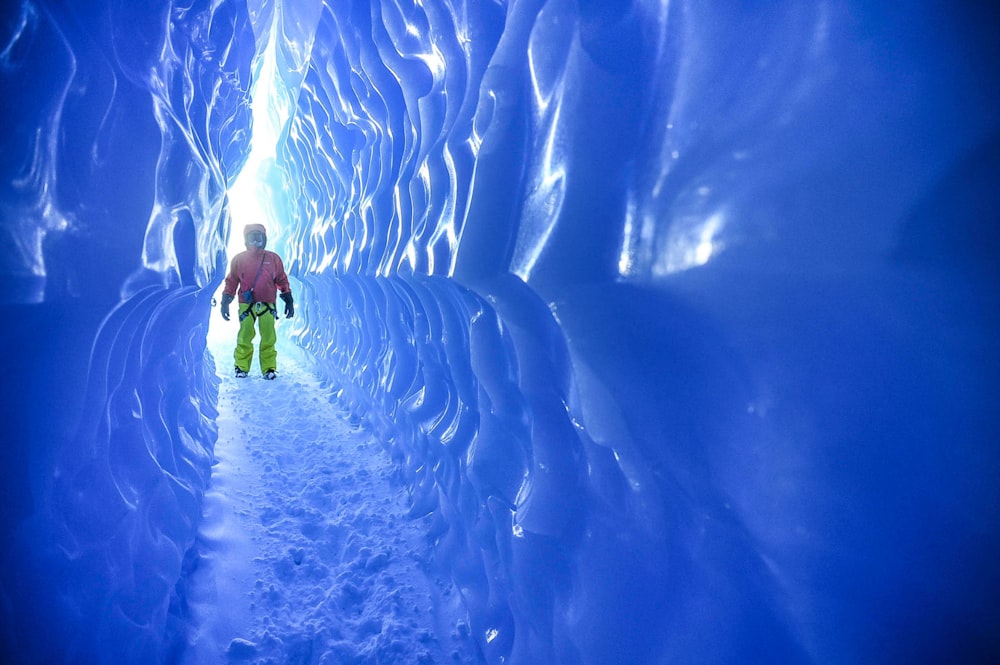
left=220, top=293, right=234, bottom=321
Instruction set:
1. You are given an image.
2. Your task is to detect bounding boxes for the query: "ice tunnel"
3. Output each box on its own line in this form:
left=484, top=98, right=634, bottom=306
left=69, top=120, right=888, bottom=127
left=2, top=0, right=999, bottom=663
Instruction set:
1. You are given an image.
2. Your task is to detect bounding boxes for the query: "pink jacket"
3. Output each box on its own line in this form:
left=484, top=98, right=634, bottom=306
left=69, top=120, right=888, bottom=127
left=223, top=248, right=291, bottom=304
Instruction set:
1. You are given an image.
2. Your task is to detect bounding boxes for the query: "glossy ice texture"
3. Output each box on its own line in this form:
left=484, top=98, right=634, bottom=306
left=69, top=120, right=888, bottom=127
left=2, top=0, right=998, bottom=663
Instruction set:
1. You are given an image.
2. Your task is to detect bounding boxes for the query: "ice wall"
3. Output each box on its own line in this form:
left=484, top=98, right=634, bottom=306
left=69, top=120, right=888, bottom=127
left=1, top=0, right=253, bottom=661
left=279, top=1, right=999, bottom=663
left=1, top=0, right=998, bottom=664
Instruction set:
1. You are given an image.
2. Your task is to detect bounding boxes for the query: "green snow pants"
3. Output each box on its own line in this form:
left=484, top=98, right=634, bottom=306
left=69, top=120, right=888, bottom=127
left=235, top=302, right=277, bottom=374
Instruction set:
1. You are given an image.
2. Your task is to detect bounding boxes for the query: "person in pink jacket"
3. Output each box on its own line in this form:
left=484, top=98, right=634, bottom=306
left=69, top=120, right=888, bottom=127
left=219, top=223, right=294, bottom=379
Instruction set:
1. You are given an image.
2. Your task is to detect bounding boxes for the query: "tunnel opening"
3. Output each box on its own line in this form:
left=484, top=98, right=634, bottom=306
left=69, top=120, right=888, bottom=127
left=208, top=7, right=292, bottom=350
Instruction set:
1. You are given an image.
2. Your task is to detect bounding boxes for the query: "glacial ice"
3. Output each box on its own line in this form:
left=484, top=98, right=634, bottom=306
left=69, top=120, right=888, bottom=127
left=1, top=0, right=998, bottom=663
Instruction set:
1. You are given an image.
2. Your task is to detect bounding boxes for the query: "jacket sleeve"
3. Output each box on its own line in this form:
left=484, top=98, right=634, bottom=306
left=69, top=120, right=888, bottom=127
left=274, top=254, right=291, bottom=294
left=223, top=255, right=240, bottom=296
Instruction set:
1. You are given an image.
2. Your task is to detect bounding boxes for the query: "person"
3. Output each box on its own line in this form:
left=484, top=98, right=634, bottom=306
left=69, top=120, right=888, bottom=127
left=219, top=223, right=294, bottom=379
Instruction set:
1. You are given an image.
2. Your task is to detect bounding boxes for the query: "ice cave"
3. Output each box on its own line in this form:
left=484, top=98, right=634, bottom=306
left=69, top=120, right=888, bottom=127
left=1, top=0, right=998, bottom=663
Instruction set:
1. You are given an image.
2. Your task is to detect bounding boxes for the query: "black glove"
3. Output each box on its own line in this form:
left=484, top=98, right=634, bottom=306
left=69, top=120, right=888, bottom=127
left=220, top=293, right=234, bottom=321
left=280, top=291, right=294, bottom=318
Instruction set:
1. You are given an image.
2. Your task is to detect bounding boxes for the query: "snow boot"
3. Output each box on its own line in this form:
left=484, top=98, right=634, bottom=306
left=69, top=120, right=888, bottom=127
left=263, top=369, right=277, bottom=380
left=235, top=367, right=249, bottom=378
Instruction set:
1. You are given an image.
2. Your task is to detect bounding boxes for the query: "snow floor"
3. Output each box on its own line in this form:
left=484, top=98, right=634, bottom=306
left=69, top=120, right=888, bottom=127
left=175, top=327, right=484, bottom=664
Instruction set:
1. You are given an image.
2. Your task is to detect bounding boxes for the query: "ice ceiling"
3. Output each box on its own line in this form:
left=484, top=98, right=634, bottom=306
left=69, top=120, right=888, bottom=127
left=1, top=0, right=999, bottom=663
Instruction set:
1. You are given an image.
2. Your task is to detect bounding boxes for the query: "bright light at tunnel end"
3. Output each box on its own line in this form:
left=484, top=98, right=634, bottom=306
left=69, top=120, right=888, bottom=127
left=210, top=15, right=294, bottom=346
left=226, top=16, right=292, bottom=259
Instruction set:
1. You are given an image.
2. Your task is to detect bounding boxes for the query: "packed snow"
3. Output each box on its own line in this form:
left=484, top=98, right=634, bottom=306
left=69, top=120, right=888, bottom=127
left=173, top=323, right=483, bottom=664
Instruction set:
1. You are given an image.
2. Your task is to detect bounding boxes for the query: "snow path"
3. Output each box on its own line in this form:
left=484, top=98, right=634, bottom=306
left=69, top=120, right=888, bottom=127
left=176, top=332, right=483, bottom=664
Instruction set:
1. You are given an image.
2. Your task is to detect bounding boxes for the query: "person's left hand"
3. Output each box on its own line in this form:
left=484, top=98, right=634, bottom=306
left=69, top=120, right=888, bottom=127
left=220, top=293, right=234, bottom=321
left=280, top=291, right=294, bottom=318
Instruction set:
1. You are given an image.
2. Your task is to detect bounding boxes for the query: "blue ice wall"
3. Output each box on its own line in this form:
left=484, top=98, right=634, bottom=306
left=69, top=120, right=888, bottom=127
left=279, top=1, right=999, bottom=663
left=2, top=0, right=999, bottom=664
left=1, top=0, right=253, bottom=661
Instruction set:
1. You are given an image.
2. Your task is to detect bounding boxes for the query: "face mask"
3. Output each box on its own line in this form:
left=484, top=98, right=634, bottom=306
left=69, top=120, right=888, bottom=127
left=246, top=231, right=266, bottom=248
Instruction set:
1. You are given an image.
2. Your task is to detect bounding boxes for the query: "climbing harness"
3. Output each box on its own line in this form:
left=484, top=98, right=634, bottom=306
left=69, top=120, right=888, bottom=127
left=240, top=300, right=278, bottom=322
